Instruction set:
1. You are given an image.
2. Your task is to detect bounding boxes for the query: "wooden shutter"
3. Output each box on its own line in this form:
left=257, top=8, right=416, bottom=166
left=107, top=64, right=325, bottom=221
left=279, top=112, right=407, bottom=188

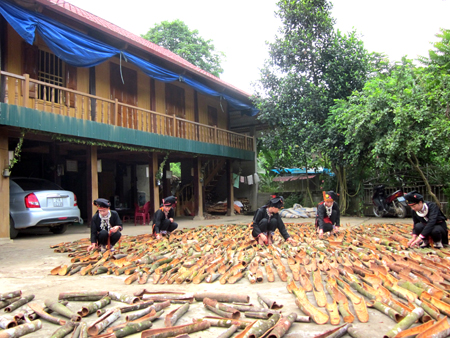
left=207, top=106, right=218, bottom=126
left=65, top=64, right=77, bottom=107
left=165, top=83, right=185, bottom=118
left=22, top=43, right=38, bottom=98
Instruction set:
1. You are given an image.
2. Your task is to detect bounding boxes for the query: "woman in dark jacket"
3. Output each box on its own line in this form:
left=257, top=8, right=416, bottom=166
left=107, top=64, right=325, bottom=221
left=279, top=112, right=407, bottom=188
left=316, top=191, right=340, bottom=239
left=405, top=191, right=448, bottom=249
left=87, top=198, right=122, bottom=253
left=153, top=196, right=178, bottom=240
left=251, top=196, right=295, bottom=245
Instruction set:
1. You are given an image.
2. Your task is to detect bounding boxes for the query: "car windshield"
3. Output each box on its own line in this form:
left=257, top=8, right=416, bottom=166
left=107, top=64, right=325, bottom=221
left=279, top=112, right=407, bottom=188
left=12, top=178, right=63, bottom=191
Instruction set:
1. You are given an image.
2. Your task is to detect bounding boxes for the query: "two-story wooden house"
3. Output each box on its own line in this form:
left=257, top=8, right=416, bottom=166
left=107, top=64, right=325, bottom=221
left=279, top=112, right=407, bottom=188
left=0, top=0, right=259, bottom=238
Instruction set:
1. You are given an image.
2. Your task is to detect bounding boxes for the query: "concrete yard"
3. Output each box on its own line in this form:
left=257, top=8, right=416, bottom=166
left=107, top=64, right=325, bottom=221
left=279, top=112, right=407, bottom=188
left=0, top=215, right=419, bottom=337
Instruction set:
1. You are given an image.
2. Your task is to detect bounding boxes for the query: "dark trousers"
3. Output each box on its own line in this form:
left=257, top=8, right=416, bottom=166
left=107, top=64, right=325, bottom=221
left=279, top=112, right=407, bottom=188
left=159, top=219, right=178, bottom=233
left=252, top=218, right=278, bottom=238
left=318, top=210, right=339, bottom=233
left=98, top=230, right=121, bottom=246
left=413, top=222, right=447, bottom=243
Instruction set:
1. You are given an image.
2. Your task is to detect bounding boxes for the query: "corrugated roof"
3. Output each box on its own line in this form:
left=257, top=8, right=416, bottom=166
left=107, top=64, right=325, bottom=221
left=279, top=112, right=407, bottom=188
left=36, top=0, right=251, bottom=98
left=273, top=175, right=316, bottom=182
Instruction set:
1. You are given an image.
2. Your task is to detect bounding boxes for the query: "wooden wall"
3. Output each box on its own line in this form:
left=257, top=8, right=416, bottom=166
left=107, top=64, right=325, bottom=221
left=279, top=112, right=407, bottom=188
left=4, top=23, right=233, bottom=133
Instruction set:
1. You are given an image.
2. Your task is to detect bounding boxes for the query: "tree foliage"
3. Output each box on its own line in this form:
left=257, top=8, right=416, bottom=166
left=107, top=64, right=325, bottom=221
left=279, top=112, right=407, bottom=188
left=253, top=0, right=376, bottom=212
left=141, top=20, right=225, bottom=77
left=419, top=28, right=450, bottom=73
left=330, top=58, right=450, bottom=205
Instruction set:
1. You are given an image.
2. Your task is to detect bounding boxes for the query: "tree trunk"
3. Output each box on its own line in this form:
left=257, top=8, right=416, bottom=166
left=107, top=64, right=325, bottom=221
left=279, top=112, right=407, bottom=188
left=408, top=154, right=441, bottom=207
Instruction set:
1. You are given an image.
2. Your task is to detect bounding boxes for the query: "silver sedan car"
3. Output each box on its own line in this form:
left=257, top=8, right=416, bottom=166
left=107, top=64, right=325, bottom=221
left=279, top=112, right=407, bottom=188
left=9, top=177, right=81, bottom=239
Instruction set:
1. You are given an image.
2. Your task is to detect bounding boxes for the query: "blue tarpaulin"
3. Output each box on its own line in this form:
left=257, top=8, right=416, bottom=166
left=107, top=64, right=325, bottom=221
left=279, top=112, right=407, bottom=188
left=0, top=1, right=259, bottom=116
left=271, top=168, right=335, bottom=176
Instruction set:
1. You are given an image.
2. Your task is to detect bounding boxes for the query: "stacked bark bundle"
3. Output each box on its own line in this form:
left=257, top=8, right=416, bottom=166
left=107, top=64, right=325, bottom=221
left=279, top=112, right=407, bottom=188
left=0, top=289, right=299, bottom=338
left=49, top=222, right=450, bottom=337
left=205, top=203, right=228, bottom=214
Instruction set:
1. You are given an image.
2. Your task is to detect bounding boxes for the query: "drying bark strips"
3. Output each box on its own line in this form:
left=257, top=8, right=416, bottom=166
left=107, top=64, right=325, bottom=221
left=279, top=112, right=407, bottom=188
left=2, top=222, right=450, bottom=337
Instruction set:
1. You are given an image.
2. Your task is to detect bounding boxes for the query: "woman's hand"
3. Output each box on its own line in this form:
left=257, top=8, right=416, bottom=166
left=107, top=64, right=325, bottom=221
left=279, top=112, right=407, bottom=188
left=407, top=235, right=418, bottom=248
left=87, top=243, right=97, bottom=252
left=155, top=233, right=162, bottom=240
left=286, top=237, right=295, bottom=245
left=258, top=234, right=267, bottom=245
left=110, top=226, right=120, bottom=233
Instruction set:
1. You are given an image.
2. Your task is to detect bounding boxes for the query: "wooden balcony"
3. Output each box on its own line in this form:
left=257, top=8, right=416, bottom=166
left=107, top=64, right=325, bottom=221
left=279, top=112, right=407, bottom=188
left=0, top=71, right=254, bottom=152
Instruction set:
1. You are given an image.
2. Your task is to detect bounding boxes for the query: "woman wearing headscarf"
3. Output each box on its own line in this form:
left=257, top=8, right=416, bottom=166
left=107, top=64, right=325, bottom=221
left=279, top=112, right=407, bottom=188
left=251, top=196, right=295, bottom=245
left=87, top=198, right=123, bottom=252
left=405, top=191, right=448, bottom=248
left=153, top=196, right=178, bottom=240
left=316, top=191, right=340, bottom=239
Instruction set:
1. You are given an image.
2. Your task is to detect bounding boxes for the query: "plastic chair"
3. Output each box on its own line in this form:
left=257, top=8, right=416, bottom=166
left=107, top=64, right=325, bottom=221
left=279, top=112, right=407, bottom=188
left=135, top=201, right=151, bottom=226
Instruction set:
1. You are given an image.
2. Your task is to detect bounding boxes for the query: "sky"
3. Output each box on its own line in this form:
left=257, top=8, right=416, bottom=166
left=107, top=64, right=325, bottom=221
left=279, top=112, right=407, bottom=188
left=66, top=0, right=450, bottom=94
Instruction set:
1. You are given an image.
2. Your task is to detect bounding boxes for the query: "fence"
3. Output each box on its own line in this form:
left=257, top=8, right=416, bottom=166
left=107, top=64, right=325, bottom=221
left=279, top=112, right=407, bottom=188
left=1, top=71, right=254, bottom=151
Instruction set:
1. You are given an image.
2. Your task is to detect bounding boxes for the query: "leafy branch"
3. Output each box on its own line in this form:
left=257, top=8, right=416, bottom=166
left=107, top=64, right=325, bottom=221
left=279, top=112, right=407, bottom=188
left=156, top=153, right=170, bottom=180
left=9, top=130, right=25, bottom=172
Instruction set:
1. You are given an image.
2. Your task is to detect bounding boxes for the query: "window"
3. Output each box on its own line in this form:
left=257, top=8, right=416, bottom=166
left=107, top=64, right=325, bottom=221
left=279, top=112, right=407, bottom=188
left=22, top=44, right=77, bottom=105
left=38, top=50, right=64, bottom=103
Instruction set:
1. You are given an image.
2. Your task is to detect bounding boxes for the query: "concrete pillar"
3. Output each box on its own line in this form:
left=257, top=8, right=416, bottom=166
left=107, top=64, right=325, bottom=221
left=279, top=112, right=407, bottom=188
left=193, top=157, right=204, bottom=220
left=86, top=145, right=98, bottom=225
left=0, top=131, right=9, bottom=239
left=226, top=159, right=234, bottom=216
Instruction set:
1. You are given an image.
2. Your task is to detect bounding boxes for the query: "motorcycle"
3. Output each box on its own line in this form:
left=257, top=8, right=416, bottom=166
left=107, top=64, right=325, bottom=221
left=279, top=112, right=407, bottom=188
left=372, top=185, right=407, bottom=218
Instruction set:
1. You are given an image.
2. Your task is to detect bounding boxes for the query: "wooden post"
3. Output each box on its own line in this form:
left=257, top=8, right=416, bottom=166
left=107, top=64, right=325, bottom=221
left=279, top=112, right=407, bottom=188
left=23, top=74, right=29, bottom=108
left=114, top=98, right=118, bottom=126
left=0, top=129, right=9, bottom=239
left=148, top=155, right=155, bottom=217
left=226, top=160, right=234, bottom=216
left=193, top=158, right=204, bottom=220
left=152, top=153, right=160, bottom=214
left=86, top=145, right=98, bottom=226
left=173, top=115, right=177, bottom=137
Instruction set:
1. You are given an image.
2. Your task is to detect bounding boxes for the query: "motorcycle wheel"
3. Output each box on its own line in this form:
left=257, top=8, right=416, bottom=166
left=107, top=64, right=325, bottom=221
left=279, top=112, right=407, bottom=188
left=373, top=206, right=384, bottom=218
left=395, top=201, right=407, bottom=218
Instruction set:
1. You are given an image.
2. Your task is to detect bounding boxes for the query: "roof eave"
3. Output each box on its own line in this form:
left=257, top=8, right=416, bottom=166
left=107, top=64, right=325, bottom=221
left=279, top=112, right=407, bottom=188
left=34, top=0, right=253, bottom=102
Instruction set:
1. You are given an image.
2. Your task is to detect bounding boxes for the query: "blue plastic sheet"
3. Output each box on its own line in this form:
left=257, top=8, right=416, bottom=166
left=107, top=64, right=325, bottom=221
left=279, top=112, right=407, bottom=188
left=0, top=1, right=258, bottom=115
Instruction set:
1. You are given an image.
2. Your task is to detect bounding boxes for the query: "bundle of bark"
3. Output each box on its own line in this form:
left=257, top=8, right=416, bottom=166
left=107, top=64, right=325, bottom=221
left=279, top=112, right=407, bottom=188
left=205, top=202, right=228, bottom=214
left=49, top=221, right=450, bottom=337
left=0, top=288, right=300, bottom=338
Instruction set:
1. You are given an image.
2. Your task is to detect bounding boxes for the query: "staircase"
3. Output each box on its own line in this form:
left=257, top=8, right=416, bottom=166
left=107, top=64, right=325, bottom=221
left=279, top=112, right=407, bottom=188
left=176, top=159, right=227, bottom=216
left=203, top=159, right=227, bottom=198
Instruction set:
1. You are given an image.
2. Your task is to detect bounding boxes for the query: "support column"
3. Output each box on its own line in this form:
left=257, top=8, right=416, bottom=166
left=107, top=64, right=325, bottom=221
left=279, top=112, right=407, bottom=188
left=193, top=157, right=204, bottom=220
left=86, top=145, right=98, bottom=226
left=151, top=153, right=160, bottom=214
left=226, top=159, right=234, bottom=216
left=0, top=130, right=9, bottom=239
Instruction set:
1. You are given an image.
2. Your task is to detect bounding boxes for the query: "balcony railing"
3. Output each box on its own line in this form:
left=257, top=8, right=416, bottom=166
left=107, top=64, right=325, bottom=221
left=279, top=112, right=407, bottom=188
left=0, top=71, right=254, bottom=151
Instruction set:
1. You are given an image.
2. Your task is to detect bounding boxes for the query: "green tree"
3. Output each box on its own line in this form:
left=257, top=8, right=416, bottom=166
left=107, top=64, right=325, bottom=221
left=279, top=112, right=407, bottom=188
left=331, top=58, right=450, bottom=206
left=252, top=0, right=376, bottom=212
left=419, top=28, right=450, bottom=73
left=141, top=20, right=225, bottom=77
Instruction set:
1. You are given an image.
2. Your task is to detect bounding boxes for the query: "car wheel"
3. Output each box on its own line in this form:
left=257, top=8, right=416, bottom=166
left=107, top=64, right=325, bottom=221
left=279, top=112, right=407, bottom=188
left=50, top=223, right=69, bottom=234
left=10, top=216, right=19, bottom=239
